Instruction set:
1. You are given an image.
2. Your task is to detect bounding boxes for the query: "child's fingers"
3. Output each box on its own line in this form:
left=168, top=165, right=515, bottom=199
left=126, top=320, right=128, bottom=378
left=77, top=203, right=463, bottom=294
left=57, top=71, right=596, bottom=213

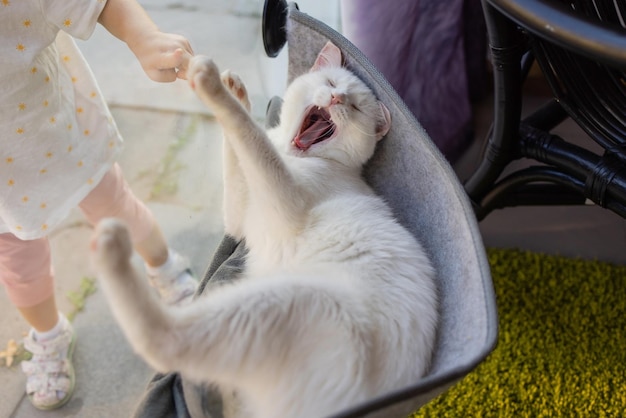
left=160, top=48, right=190, bottom=70
left=179, top=49, right=193, bottom=69
left=146, top=48, right=193, bottom=82
left=176, top=68, right=188, bottom=80
left=147, top=68, right=178, bottom=83
left=175, top=50, right=193, bottom=80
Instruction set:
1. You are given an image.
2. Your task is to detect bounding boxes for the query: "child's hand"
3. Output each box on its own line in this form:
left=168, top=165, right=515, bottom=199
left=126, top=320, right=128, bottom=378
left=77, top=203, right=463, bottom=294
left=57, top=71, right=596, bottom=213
left=98, top=0, right=193, bottom=82
left=128, top=31, right=194, bottom=82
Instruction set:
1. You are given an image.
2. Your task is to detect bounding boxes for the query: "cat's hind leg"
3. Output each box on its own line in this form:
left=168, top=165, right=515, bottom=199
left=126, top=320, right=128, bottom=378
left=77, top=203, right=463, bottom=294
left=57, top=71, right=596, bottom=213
left=90, top=217, right=133, bottom=272
left=90, top=218, right=176, bottom=372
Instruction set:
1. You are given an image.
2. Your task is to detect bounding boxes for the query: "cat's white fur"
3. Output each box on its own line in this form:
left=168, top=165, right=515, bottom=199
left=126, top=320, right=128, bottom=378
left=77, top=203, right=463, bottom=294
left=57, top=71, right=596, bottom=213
left=91, top=42, right=438, bottom=418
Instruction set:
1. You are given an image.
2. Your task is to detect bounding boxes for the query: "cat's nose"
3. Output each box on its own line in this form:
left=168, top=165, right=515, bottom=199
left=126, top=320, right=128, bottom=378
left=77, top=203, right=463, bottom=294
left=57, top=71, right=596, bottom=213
left=330, top=93, right=345, bottom=106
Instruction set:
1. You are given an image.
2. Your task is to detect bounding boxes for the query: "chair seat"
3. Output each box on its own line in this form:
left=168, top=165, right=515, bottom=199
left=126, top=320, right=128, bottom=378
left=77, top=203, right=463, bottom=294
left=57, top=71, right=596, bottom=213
left=266, top=3, right=498, bottom=416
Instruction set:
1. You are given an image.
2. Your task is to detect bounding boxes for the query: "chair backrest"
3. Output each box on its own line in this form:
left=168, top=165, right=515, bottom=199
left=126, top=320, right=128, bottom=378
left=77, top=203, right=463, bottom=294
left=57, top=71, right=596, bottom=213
left=466, top=0, right=626, bottom=220
left=492, top=0, right=626, bottom=151
left=537, top=6, right=626, bottom=154
left=278, top=4, right=498, bottom=416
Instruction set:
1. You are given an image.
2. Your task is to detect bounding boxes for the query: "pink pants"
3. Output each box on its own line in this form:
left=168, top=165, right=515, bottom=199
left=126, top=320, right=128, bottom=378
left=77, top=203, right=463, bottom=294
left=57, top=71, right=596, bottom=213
left=0, top=163, right=155, bottom=308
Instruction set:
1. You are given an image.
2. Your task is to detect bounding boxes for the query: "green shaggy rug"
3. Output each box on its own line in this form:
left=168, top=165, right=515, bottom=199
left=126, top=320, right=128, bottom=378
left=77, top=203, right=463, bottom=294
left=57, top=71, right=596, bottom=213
left=413, top=248, right=626, bottom=417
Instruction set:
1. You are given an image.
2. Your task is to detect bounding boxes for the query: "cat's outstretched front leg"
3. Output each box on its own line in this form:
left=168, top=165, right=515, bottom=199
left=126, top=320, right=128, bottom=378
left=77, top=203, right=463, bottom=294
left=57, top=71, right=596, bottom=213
left=189, top=57, right=308, bottom=231
left=189, top=57, right=239, bottom=114
left=188, top=57, right=262, bottom=141
left=221, top=70, right=251, bottom=112
left=220, top=70, right=250, bottom=239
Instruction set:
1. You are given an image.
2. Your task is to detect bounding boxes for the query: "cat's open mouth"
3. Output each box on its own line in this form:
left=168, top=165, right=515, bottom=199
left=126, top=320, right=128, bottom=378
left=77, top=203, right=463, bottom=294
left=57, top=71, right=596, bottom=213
left=293, top=106, right=336, bottom=151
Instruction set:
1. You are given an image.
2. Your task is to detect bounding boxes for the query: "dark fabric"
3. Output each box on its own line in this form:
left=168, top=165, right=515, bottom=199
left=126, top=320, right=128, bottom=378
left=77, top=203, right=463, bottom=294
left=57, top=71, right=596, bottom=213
left=198, top=235, right=246, bottom=292
left=131, top=373, right=191, bottom=418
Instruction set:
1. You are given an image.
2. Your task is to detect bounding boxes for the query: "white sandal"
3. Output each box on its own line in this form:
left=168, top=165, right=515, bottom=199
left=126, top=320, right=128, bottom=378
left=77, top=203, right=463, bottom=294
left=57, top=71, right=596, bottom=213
left=21, top=316, right=76, bottom=410
left=147, top=250, right=198, bottom=305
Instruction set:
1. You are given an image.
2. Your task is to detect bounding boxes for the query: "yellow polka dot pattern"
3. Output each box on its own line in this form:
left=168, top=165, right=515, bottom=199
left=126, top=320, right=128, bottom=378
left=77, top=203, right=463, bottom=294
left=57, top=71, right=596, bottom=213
left=0, top=0, right=122, bottom=239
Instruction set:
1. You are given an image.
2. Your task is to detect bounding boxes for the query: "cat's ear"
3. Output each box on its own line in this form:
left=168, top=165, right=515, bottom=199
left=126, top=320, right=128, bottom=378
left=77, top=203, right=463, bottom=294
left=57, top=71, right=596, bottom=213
left=311, top=41, right=343, bottom=71
left=375, top=102, right=391, bottom=141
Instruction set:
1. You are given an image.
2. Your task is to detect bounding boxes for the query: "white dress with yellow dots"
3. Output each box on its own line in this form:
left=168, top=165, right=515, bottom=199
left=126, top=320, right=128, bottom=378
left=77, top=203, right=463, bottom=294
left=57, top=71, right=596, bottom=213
left=0, top=0, right=122, bottom=240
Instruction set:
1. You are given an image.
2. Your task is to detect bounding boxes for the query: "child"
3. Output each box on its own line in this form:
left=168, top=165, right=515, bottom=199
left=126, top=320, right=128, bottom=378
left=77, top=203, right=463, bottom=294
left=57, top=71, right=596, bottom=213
left=0, top=0, right=197, bottom=410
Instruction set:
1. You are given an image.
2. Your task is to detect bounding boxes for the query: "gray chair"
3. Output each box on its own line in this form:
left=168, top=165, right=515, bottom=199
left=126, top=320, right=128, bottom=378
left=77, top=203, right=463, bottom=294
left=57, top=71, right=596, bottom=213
left=269, top=3, right=498, bottom=415
left=132, top=2, right=498, bottom=417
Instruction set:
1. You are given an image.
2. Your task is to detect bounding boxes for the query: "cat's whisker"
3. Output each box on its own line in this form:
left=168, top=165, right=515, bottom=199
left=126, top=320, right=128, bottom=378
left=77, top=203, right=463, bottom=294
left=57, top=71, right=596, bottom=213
left=345, top=118, right=378, bottom=138
left=321, top=125, right=336, bottom=138
left=309, top=125, right=336, bottom=144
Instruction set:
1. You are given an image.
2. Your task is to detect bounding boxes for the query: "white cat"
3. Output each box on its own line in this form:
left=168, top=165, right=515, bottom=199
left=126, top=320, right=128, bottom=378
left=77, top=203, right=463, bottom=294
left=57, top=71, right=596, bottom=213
left=91, top=42, right=438, bottom=418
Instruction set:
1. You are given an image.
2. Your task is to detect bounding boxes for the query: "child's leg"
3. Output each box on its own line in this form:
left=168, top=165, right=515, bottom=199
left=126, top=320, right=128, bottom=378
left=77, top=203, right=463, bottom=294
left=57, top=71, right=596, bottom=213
left=133, top=222, right=170, bottom=268
left=78, top=163, right=168, bottom=267
left=18, top=296, right=59, bottom=332
left=0, top=233, right=59, bottom=331
left=0, top=233, right=75, bottom=410
left=80, top=163, right=197, bottom=304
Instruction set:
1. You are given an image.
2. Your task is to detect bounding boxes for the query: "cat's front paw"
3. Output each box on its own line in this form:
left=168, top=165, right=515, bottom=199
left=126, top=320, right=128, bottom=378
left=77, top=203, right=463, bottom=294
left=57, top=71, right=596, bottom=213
left=188, top=56, right=222, bottom=97
left=221, top=70, right=251, bottom=112
left=90, top=218, right=134, bottom=273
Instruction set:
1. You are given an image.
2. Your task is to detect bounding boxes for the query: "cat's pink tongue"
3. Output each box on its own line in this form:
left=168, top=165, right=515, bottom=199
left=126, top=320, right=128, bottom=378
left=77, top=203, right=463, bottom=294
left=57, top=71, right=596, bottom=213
left=294, top=119, right=332, bottom=150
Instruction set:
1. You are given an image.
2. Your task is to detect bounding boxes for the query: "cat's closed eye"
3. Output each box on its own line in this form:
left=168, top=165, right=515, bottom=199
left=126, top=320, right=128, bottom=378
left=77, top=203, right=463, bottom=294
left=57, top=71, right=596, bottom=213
left=327, top=79, right=336, bottom=88
left=351, top=103, right=360, bottom=112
